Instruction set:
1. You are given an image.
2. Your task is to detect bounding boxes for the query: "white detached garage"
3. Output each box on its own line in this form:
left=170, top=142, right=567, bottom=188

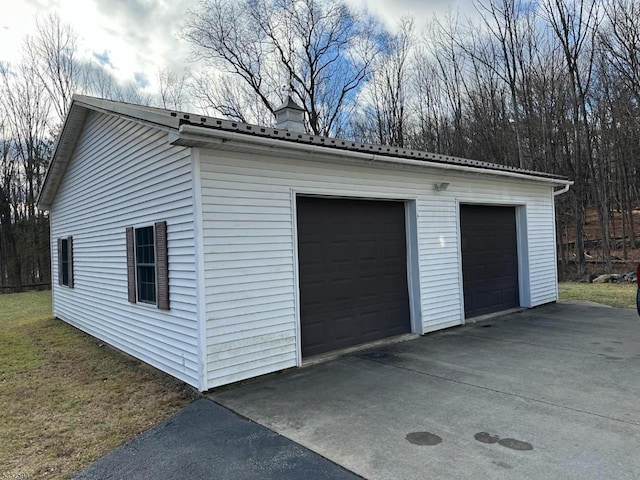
left=38, top=95, right=571, bottom=391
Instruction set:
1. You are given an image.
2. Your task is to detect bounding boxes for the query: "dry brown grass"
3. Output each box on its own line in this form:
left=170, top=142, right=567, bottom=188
left=0, top=291, right=198, bottom=479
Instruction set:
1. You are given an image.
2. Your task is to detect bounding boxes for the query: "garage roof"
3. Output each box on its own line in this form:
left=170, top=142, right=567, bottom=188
left=38, top=95, right=571, bottom=210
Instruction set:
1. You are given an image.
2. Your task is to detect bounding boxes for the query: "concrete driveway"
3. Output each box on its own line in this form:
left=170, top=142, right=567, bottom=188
left=212, top=302, right=640, bottom=480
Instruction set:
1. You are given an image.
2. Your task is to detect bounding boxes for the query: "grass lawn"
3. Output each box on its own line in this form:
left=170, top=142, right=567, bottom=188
left=0, top=291, right=198, bottom=479
left=558, top=282, right=637, bottom=309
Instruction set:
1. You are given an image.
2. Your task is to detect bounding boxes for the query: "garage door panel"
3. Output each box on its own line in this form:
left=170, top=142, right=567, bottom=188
left=461, top=205, right=519, bottom=318
left=297, top=196, right=411, bottom=357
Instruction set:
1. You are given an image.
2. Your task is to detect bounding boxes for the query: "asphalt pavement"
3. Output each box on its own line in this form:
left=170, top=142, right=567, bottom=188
left=74, top=398, right=360, bottom=480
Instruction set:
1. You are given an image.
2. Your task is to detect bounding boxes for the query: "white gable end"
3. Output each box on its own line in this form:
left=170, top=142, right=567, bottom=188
left=49, top=111, right=201, bottom=388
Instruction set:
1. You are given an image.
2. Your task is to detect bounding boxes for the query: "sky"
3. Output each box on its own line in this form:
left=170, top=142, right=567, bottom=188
left=0, top=0, right=477, bottom=93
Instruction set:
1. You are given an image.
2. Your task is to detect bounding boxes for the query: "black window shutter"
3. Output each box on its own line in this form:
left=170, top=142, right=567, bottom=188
left=155, top=221, right=169, bottom=310
left=68, top=236, right=74, bottom=288
left=57, top=238, right=63, bottom=286
left=126, top=227, right=136, bottom=303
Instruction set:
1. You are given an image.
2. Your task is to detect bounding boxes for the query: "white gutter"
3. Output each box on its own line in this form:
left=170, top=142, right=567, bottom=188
left=175, top=124, right=573, bottom=186
left=553, top=184, right=571, bottom=196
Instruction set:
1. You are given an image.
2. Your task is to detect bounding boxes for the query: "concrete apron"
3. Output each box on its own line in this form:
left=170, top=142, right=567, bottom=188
left=211, top=302, right=640, bottom=480
left=301, top=308, right=520, bottom=368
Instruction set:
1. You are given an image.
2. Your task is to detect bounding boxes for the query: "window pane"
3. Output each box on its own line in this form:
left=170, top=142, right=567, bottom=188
left=61, top=238, right=69, bottom=286
left=136, top=227, right=155, bottom=264
left=137, top=265, right=156, bottom=304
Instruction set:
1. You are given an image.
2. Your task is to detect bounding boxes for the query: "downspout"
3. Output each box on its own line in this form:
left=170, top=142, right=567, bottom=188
left=553, top=182, right=571, bottom=296
left=553, top=184, right=571, bottom=196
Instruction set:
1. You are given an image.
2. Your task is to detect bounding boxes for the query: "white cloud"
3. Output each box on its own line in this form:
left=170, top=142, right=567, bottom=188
left=61, top=0, right=197, bottom=89
left=1, top=0, right=480, bottom=96
left=1, top=0, right=196, bottom=91
left=92, top=50, right=113, bottom=67
left=0, top=2, right=39, bottom=66
left=346, top=0, right=479, bottom=30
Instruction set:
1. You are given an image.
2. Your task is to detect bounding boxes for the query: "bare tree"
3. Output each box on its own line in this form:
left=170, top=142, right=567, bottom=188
left=600, top=0, right=640, bottom=106
left=0, top=60, right=52, bottom=288
left=158, top=67, right=190, bottom=110
left=0, top=112, right=19, bottom=285
left=189, top=70, right=274, bottom=125
left=78, top=60, right=152, bottom=106
left=354, top=17, right=414, bottom=146
left=24, top=13, right=80, bottom=122
left=79, top=61, right=120, bottom=99
left=460, top=35, right=516, bottom=166
left=410, top=39, right=452, bottom=153
left=541, top=0, right=603, bottom=273
left=0, top=62, right=51, bottom=218
left=183, top=0, right=383, bottom=135
left=114, top=82, right=153, bottom=106
left=428, top=14, right=469, bottom=157
left=0, top=12, right=156, bottom=288
left=470, top=0, right=537, bottom=168
left=595, top=17, right=640, bottom=254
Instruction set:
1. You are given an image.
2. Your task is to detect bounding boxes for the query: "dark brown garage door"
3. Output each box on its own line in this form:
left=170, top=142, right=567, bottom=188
left=460, top=205, right=519, bottom=318
left=297, top=196, right=411, bottom=357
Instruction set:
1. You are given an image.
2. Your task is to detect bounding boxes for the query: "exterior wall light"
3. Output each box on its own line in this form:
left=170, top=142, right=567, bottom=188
left=434, top=182, right=450, bottom=192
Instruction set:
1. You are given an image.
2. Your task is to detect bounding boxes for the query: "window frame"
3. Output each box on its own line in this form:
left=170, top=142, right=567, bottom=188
left=57, top=236, right=74, bottom=288
left=126, top=221, right=169, bottom=310
left=134, top=225, right=157, bottom=306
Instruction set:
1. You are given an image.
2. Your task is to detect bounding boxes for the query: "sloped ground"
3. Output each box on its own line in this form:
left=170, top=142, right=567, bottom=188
left=559, top=208, right=640, bottom=281
left=0, top=291, right=197, bottom=480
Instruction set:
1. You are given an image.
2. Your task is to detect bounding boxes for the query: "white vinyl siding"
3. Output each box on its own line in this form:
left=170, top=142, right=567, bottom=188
left=528, top=196, right=559, bottom=305
left=199, top=150, right=558, bottom=388
left=50, top=111, right=200, bottom=388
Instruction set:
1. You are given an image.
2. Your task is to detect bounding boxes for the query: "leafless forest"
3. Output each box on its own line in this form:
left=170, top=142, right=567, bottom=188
left=2, top=0, right=639, bottom=289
